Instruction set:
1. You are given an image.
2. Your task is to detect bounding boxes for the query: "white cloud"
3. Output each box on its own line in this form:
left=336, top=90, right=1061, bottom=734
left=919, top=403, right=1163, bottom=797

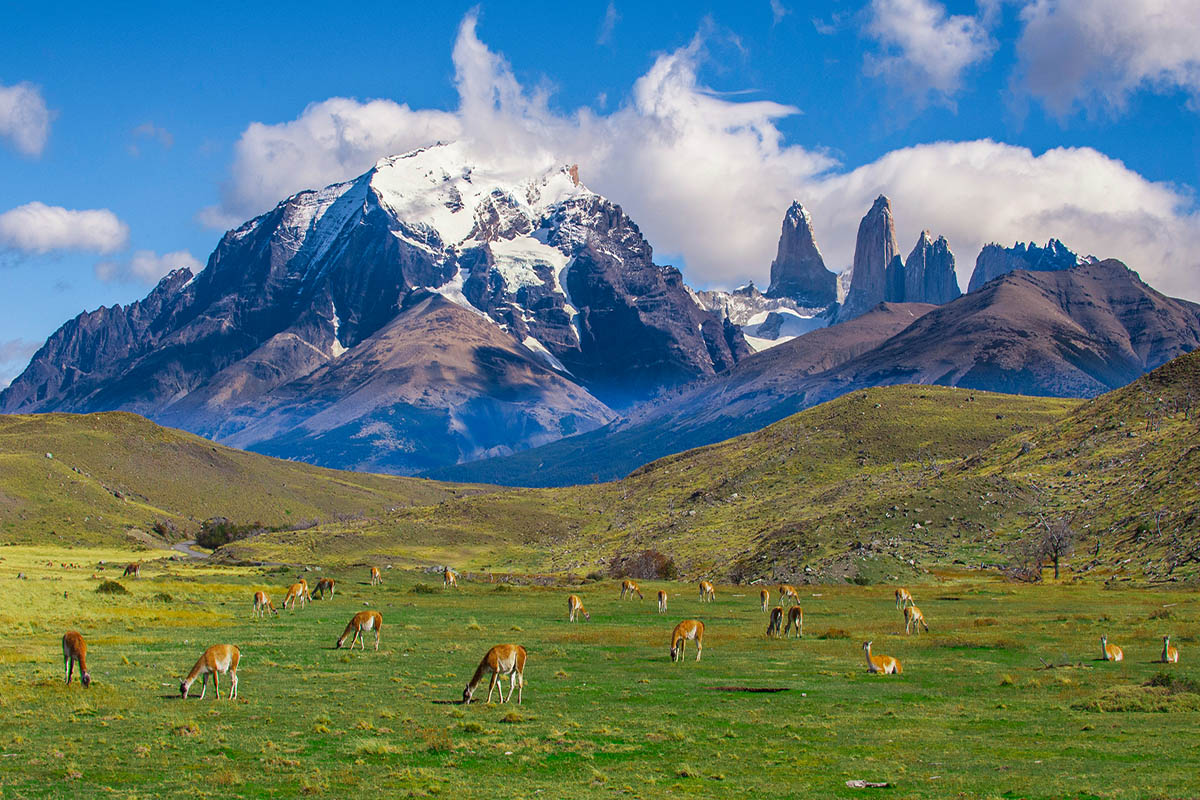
left=863, top=0, right=995, bottom=100
left=0, top=81, right=52, bottom=157
left=95, top=249, right=202, bottom=284
left=129, top=122, right=174, bottom=155
left=0, top=202, right=128, bottom=254
left=770, top=0, right=790, bottom=25
left=1016, top=0, right=1200, bottom=116
left=598, top=2, right=620, bottom=45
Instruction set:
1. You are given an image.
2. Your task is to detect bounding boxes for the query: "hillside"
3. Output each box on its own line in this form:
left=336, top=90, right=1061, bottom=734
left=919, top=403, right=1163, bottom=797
left=0, top=411, right=482, bottom=546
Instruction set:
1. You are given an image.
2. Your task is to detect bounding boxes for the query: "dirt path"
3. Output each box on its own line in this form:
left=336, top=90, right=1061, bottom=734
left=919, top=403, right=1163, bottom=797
left=172, top=540, right=210, bottom=559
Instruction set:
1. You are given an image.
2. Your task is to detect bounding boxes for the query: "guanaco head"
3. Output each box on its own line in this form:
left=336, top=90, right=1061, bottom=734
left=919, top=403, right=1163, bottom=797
left=1100, top=634, right=1108, bottom=648
left=80, top=670, right=91, bottom=688
left=583, top=610, right=590, bottom=621
left=462, top=683, right=476, bottom=704
left=670, top=644, right=680, bottom=662
left=179, top=679, right=189, bottom=699
left=863, top=640, right=873, bottom=653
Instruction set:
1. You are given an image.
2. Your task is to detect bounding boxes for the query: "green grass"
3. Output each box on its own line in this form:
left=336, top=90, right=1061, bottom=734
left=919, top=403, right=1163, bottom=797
left=1, top=545, right=1198, bottom=798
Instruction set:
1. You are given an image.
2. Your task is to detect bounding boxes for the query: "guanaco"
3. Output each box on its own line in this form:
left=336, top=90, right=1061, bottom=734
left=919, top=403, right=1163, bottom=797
left=760, top=588, right=770, bottom=612
left=1162, top=636, right=1179, bottom=664
left=369, top=566, right=383, bottom=585
left=123, top=563, right=141, bottom=579
left=443, top=569, right=458, bottom=588
left=657, top=590, right=668, bottom=614
left=313, top=578, right=335, bottom=599
left=567, top=594, right=590, bottom=622
left=62, top=631, right=91, bottom=688
left=180, top=644, right=239, bottom=700
left=766, top=606, right=784, bottom=637
left=336, top=610, right=383, bottom=651
left=785, top=606, right=804, bottom=638
left=252, top=591, right=278, bottom=618
left=698, top=580, right=715, bottom=602
left=895, top=588, right=914, bottom=609
left=463, top=644, right=527, bottom=704
left=778, top=584, right=800, bottom=606
left=620, top=579, right=643, bottom=600
left=670, top=620, right=704, bottom=662
left=904, top=605, right=929, bottom=635
left=863, top=641, right=901, bottom=674
left=282, top=582, right=308, bottom=610
left=1101, top=635, right=1123, bottom=662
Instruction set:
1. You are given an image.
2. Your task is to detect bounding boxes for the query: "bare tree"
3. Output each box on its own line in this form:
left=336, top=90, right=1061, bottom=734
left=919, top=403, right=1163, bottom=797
left=1038, top=515, right=1076, bottom=580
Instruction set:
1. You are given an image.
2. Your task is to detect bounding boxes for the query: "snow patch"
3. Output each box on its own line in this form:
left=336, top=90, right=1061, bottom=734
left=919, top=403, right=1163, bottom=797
left=522, top=335, right=570, bottom=374
left=489, top=237, right=569, bottom=292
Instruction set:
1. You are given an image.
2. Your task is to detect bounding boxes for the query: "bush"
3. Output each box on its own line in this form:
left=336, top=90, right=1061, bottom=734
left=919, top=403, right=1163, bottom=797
left=195, top=517, right=267, bottom=549
left=152, top=519, right=178, bottom=538
left=409, top=583, right=439, bottom=594
left=818, top=628, right=850, bottom=639
left=150, top=592, right=173, bottom=602
left=608, top=549, right=679, bottom=580
left=584, top=571, right=604, bottom=582
left=849, top=574, right=871, bottom=586
left=1146, top=672, right=1199, bottom=694
left=96, top=580, right=129, bottom=595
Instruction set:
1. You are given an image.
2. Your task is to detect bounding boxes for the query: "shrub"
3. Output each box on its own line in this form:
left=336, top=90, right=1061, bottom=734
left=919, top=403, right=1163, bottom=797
left=1146, top=672, right=1199, bottom=694
left=584, top=571, right=604, bottom=582
left=492, top=584, right=512, bottom=593
left=818, top=628, right=850, bottom=639
left=608, top=549, right=678, bottom=580
left=96, top=580, right=129, bottom=595
left=849, top=574, right=871, bottom=586
left=196, top=517, right=267, bottom=549
left=152, top=519, right=178, bottom=538
left=150, top=592, right=173, bottom=602
left=409, top=583, right=439, bottom=595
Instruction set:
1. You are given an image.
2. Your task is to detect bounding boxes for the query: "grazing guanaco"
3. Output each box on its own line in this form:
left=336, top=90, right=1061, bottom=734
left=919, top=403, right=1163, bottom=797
left=123, top=562, right=141, bottom=579
left=657, top=590, right=668, bottom=614
left=904, top=605, right=929, bottom=635
left=778, top=584, right=800, bottom=606
left=698, top=580, right=715, bottom=602
left=443, top=569, right=458, bottom=588
left=620, top=579, right=643, bottom=600
left=62, top=631, right=91, bottom=688
left=760, top=588, right=770, bottom=612
left=180, top=644, right=239, bottom=700
left=670, top=620, right=704, bottom=662
left=336, top=610, right=383, bottom=651
left=895, top=588, right=914, bottom=609
left=252, top=591, right=278, bottom=618
left=785, top=606, right=804, bottom=638
left=1162, top=636, right=1179, bottom=664
left=863, top=641, right=901, bottom=674
left=766, top=606, right=783, bottom=637
left=567, top=594, right=590, bottom=622
left=1101, top=635, right=1123, bottom=662
left=369, top=566, right=383, bottom=585
left=463, top=644, right=527, bottom=704
left=282, top=582, right=308, bottom=610
left=313, top=577, right=335, bottom=599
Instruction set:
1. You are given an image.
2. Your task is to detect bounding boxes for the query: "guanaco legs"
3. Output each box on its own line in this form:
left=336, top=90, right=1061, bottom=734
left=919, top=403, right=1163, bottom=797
left=1101, top=635, right=1123, bottom=662
left=443, top=569, right=458, bottom=588
left=760, top=588, right=770, bottom=612
left=62, top=631, right=91, bottom=688
left=895, top=588, right=914, bottom=610
left=282, top=582, right=308, bottom=610
left=785, top=606, right=803, bottom=638
left=863, top=641, right=901, bottom=674
left=369, top=567, right=383, bottom=585
left=657, top=590, right=668, bottom=614
left=1162, top=636, right=1180, bottom=664
left=123, top=563, right=141, bottom=579
left=670, top=620, right=704, bottom=662
left=463, top=644, right=527, bottom=704
left=252, top=591, right=278, bottom=618
left=180, top=644, right=239, bottom=699
left=312, top=578, right=335, bottom=599
left=766, top=606, right=783, bottom=637
left=337, top=610, right=383, bottom=651
left=567, top=594, right=590, bottom=622
left=698, top=581, right=715, bottom=602
left=778, top=584, right=800, bottom=606
left=620, top=580, right=643, bottom=600
left=904, top=605, right=929, bottom=635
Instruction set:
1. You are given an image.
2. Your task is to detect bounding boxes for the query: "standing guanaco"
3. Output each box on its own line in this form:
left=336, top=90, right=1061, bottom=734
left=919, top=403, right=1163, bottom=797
left=670, top=620, right=704, bottom=662
left=698, top=581, right=715, bottom=602
left=904, top=605, right=929, bottom=635
left=62, top=631, right=91, bottom=688
left=369, top=566, right=383, bottom=585
left=863, top=641, right=901, bottom=674
left=760, top=588, right=770, bottom=612
left=123, top=562, right=141, bottom=579
left=620, top=579, right=643, bottom=600
left=443, top=569, right=458, bottom=588
left=766, top=606, right=784, bottom=637
left=313, top=578, right=335, bottom=599
left=657, top=590, right=668, bottom=614
left=567, top=594, right=590, bottom=622
left=778, top=584, right=800, bottom=606
left=1162, top=636, right=1179, bottom=664
left=180, top=644, right=239, bottom=699
left=463, top=644, right=527, bottom=704
left=1101, top=635, right=1123, bottom=662
left=895, top=588, right=914, bottom=609
left=282, top=582, right=308, bottom=610
left=785, top=606, right=804, bottom=638
left=336, top=610, right=383, bottom=651
left=252, top=591, right=278, bottom=618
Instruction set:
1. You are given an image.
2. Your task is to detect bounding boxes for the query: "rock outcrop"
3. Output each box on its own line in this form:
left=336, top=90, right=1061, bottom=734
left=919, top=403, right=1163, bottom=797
left=765, top=201, right=837, bottom=307
left=967, top=238, right=1083, bottom=292
left=838, top=195, right=902, bottom=321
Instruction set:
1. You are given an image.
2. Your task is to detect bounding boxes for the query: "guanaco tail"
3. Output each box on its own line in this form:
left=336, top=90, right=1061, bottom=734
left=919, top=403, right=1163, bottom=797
left=337, top=610, right=383, bottom=650
left=123, top=562, right=141, bottom=579
left=760, top=588, right=770, bottom=612
left=670, top=619, right=704, bottom=662
left=282, top=582, right=308, bottom=610
left=698, top=580, right=715, bottom=602
left=62, top=631, right=91, bottom=688
left=620, top=579, right=643, bottom=600
left=778, top=584, right=800, bottom=606
left=895, top=588, right=914, bottom=609
left=443, top=569, right=458, bottom=588
left=766, top=606, right=783, bottom=637
left=1162, top=635, right=1179, bottom=664
left=369, top=566, right=383, bottom=585
left=1101, top=635, right=1123, bottom=662
left=657, top=590, right=668, bottom=614
left=312, top=578, right=335, bottom=599
left=567, top=594, right=590, bottom=622
left=180, top=644, right=240, bottom=699
left=253, top=591, right=278, bottom=618
left=463, top=644, right=527, bottom=704
left=863, top=641, right=901, bottom=674
left=785, top=606, right=803, bottom=638
left=904, top=605, right=929, bottom=635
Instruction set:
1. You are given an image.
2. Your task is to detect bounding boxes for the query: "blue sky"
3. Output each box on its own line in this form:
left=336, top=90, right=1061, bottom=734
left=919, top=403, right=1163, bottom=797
left=2, top=0, right=1199, bottom=385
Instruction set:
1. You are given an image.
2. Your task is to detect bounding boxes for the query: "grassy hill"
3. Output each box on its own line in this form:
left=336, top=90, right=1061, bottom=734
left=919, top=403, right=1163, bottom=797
left=0, top=412, right=484, bottom=547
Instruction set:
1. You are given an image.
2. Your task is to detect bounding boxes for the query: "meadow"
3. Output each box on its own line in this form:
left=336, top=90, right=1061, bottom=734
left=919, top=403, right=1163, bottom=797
left=1, top=546, right=1197, bottom=799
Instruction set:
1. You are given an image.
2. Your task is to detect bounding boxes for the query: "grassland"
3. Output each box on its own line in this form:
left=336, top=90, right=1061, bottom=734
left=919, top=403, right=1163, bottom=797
left=1, top=545, right=1198, bottom=799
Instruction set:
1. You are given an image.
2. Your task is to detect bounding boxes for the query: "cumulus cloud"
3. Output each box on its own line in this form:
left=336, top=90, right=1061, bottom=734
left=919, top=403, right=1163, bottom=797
left=95, top=249, right=202, bottom=284
left=198, top=11, right=1200, bottom=301
left=1016, top=0, right=1200, bottom=116
left=0, top=338, right=39, bottom=389
left=0, top=202, right=128, bottom=255
left=862, top=0, right=996, bottom=100
left=0, top=81, right=52, bottom=157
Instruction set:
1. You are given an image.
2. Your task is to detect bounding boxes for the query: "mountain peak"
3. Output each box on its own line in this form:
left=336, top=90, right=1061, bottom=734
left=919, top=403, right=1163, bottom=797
left=968, top=237, right=1082, bottom=292
left=765, top=200, right=836, bottom=306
